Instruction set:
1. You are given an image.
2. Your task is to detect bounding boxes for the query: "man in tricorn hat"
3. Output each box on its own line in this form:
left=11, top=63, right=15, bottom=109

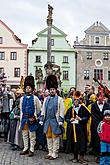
left=39, top=75, right=64, bottom=160
left=19, top=75, right=41, bottom=157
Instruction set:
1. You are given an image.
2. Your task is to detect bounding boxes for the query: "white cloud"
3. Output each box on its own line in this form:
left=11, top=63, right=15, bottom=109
left=0, top=0, right=110, bottom=46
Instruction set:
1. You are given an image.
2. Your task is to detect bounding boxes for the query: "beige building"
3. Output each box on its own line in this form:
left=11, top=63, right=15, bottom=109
left=0, top=20, right=28, bottom=88
left=74, top=21, right=110, bottom=91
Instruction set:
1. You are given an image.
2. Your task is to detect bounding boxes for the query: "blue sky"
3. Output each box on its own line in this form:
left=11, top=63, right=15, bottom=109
left=0, top=0, right=110, bottom=46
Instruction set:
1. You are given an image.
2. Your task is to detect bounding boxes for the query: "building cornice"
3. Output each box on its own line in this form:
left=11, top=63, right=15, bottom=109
left=85, top=32, right=109, bottom=35
left=29, top=48, right=75, bottom=53
left=74, top=45, right=110, bottom=50
left=37, top=34, right=66, bottom=37
left=0, top=47, right=27, bottom=49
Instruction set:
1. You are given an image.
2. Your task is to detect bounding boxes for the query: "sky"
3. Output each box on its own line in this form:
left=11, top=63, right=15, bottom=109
left=0, top=0, right=110, bottom=47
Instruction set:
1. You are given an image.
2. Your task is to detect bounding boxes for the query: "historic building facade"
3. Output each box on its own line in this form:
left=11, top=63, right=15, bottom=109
left=0, top=20, right=28, bottom=88
left=28, top=25, right=76, bottom=90
left=74, top=22, right=110, bottom=91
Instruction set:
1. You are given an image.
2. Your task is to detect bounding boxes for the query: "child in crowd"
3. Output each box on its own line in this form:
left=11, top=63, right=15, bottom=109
left=97, top=110, right=110, bottom=165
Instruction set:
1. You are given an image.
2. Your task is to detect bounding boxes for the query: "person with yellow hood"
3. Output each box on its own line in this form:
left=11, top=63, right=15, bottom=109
left=65, top=91, right=90, bottom=164
left=63, top=89, right=73, bottom=152
left=87, top=94, right=97, bottom=146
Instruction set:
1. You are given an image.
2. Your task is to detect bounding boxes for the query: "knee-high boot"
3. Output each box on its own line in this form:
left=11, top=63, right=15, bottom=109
left=29, top=131, right=36, bottom=152
left=47, top=138, right=53, bottom=156
left=22, top=130, right=29, bottom=151
left=52, top=137, right=60, bottom=158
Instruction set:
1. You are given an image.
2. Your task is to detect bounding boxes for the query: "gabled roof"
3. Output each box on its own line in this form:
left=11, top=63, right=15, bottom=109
left=84, top=21, right=110, bottom=34
left=37, top=25, right=67, bottom=37
left=0, top=19, right=27, bottom=47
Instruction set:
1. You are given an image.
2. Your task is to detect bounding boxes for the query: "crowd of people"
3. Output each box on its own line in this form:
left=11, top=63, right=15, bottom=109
left=0, top=75, right=110, bottom=165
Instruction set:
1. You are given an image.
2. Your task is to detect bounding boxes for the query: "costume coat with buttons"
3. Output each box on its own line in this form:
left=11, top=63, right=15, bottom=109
left=41, top=95, right=64, bottom=135
left=20, top=95, right=41, bottom=132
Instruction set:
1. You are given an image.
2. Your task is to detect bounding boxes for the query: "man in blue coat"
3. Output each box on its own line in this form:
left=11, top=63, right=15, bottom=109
left=19, top=75, right=41, bottom=157
left=39, top=75, right=64, bottom=160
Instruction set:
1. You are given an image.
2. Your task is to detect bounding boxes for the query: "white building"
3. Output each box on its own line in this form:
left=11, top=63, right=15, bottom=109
left=28, top=25, right=76, bottom=90
left=0, top=20, right=28, bottom=88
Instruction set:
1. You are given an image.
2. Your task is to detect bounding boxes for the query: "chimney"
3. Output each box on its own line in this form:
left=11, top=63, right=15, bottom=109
left=74, top=36, right=79, bottom=45
left=96, top=21, right=98, bottom=26
left=76, top=36, right=78, bottom=43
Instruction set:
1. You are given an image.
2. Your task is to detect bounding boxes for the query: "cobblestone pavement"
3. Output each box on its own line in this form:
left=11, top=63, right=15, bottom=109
left=0, top=138, right=98, bottom=165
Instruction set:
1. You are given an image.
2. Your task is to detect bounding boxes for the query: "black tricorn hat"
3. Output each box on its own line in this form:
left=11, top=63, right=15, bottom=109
left=24, top=75, right=35, bottom=90
left=46, top=75, right=58, bottom=90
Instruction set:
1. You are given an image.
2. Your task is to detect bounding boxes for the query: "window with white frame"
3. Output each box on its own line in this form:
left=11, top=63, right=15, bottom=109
left=0, top=68, right=4, bottom=74
left=63, top=71, right=69, bottom=80
left=103, top=52, right=109, bottom=60
left=87, top=52, right=92, bottom=60
left=0, top=37, right=3, bottom=44
left=0, top=52, right=5, bottom=60
left=95, top=37, right=99, bottom=44
left=35, top=56, right=41, bottom=62
left=94, top=69, right=103, bottom=80
left=63, top=56, right=68, bottom=63
left=51, top=56, right=55, bottom=63
left=14, top=68, right=20, bottom=77
left=108, top=71, right=110, bottom=80
left=51, top=39, right=54, bottom=46
left=10, top=52, right=17, bottom=60
left=84, top=70, right=90, bottom=80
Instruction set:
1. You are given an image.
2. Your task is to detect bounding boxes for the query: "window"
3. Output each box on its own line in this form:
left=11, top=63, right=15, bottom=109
left=94, top=69, right=103, bottom=80
left=95, top=37, right=99, bottom=44
left=84, top=70, right=90, bottom=80
left=14, top=68, right=20, bottom=77
left=63, top=56, right=68, bottom=63
left=103, top=53, right=109, bottom=60
left=0, top=68, right=4, bottom=74
left=51, top=56, right=55, bottom=63
left=35, top=56, right=41, bottom=62
left=0, top=52, right=5, bottom=60
left=108, top=71, right=110, bottom=80
left=10, top=52, right=17, bottom=60
left=0, top=37, right=3, bottom=44
left=63, top=71, right=69, bottom=80
left=51, top=39, right=54, bottom=46
left=87, top=52, right=92, bottom=60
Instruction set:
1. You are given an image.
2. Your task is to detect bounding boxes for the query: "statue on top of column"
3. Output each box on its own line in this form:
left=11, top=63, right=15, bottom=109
left=47, top=4, right=53, bottom=26
left=47, top=4, right=53, bottom=20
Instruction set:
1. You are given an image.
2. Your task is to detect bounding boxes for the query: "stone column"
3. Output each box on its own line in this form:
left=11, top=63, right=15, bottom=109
left=44, top=4, right=53, bottom=76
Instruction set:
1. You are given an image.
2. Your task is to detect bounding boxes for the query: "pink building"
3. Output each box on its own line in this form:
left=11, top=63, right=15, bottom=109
left=0, top=20, right=28, bottom=88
